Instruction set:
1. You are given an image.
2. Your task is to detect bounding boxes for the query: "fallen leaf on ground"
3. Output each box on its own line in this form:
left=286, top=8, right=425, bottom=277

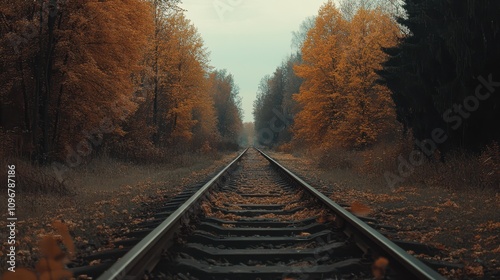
left=350, top=201, right=372, bottom=217
left=1, top=269, right=37, bottom=280
left=372, top=257, right=389, bottom=280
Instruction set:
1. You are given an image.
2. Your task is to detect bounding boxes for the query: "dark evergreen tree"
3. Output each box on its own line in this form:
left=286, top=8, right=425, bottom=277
left=379, top=0, right=500, bottom=154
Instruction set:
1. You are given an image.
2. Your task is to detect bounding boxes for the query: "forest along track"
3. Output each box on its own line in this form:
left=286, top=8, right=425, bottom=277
left=78, top=148, right=446, bottom=280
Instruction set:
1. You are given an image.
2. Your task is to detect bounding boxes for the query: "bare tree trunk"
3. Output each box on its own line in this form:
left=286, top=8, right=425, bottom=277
left=38, top=0, right=58, bottom=163
left=152, top=0, right=160, bottom=145
left=52, top=12, right=66, bottom=150
left=32, top=0, right=43, bottom=162
left=18, top=58, right=30, bottom=134
left=52, top=53, right=67, bottom=149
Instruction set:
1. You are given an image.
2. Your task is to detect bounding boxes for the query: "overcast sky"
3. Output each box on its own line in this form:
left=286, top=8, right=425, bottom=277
left=180, top=0, right=326, bottom=122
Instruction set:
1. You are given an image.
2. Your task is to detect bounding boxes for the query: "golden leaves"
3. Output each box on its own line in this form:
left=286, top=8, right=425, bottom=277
left=1, top=221, right=74, bottom=280
left=492, top=245, right=500, bottom=253
left=52, top=220, right=75, bottom=258
left=36, top=258, right=65, bottom=274
left=438, top=199, right=459, bottom=208
left=201, top=202, right=213, bottom=216
left=150, top=11, right=216, bottom=147
left=350, top=201, right=372, bottom=217
left=1, top=269, right=37, bottom=280
left=316, top=214, right=336, bottom=224
left=47, top=0, right=153, bottom=152
left=39, top=270, right=73, bottom=280
left=464, top=265, right=484, bottom=278
left=38, top=236, right=64, bottom=260
left=293, top=2, right=399, bottom=149
left=372, top=257, right=389, bottom=280
left=477, top=221, right=500, bottom=232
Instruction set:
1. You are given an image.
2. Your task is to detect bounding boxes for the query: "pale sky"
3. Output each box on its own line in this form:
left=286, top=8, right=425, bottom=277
left=180, top=0, right=326, bottom=122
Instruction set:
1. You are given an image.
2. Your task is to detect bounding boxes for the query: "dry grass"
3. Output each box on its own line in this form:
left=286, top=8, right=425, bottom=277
left=305, top=138, right=499, bottom=191
left=316, top=146, right=361, bottom=170
left=64, top=152, right=224, bottom=192
left=0, top=157, right=71, bottom=195
left=0, top=151, right=239, bottom=272
left=404, top=142, right=498, bottom=191
left=108, top=140, right=224, bottom=164
left=269, top=142, right=500, bottom=279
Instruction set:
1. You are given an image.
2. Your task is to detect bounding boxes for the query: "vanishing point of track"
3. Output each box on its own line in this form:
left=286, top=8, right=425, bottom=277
left=71, top=148, right=446, bottom=280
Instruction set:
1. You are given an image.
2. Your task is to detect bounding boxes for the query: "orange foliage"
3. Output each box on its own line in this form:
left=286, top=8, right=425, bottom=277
left=156, top=12, right=210, bottom=145
left=293, top=1, right=348, bottom=146
left=0, top=0, right=153, bottom=159
left=1, top=0, right=241, bottom=161
left=50, top=0, right=153, bottom=153
left=293, top=1, right=400, bottom=150
left=350, top=201, right=372, bottom=217
left=114, top=6, right=230, bottom=155
left=52, top=220, right=75, bottom=258
left=1, top=221, right=75, bottom=280
left=372, top=257, right=390, bottom=279
left=1, top=269, right=37, bottom=280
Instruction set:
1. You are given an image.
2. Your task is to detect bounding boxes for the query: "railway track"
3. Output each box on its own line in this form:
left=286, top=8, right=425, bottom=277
left=71, top=148, right=450, bottom=280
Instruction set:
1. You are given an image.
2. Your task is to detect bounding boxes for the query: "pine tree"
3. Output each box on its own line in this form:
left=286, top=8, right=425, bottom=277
left=379, top=0, right=500, bottom=153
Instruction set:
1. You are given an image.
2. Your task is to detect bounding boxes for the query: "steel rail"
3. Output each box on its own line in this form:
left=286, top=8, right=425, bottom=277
left=97, top=148, right=249, bottom=280
left=257, top=148, right=445, bottom=280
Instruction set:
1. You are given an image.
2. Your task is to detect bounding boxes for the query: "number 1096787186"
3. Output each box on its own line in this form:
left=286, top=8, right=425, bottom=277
left=7, top=165, right=16, bottom=218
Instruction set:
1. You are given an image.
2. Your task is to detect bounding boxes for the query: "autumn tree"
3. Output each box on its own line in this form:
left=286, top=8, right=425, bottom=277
left=119, top=9, right=215, bottom=155
left=157, top=12, right=210, bottom=148
left=292, top=1, right=349, bottom=148
left=57, top=0, right=153, bottom=149
left=293, top=1, right=399, bottom=149
left=332, top=8, right=399, bottom=148
left=0, top=0, right=153, bottom=162
left=191, top=77, right=220, bottom=151
left=1, top=0, right=241, bottom=165
left=150, top=0, right=180, bottom=143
